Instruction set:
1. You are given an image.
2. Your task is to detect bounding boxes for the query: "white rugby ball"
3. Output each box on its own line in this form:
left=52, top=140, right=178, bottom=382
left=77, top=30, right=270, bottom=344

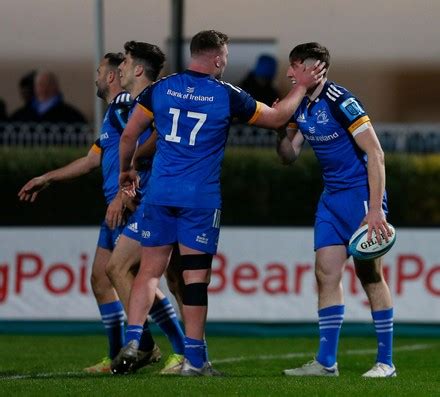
left=348, top=223, right=396, bottom=260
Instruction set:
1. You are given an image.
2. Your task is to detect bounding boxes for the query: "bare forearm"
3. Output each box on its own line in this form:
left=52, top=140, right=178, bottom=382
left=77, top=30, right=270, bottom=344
left=274, top=85, right=308, bottom=127
left=367, top=149, right=386, bottom=209
left=44, top=156, right=98, bottom=183
left=257, top=85, right=307, bottom=129
left=120, top=134, right=137, bottom=173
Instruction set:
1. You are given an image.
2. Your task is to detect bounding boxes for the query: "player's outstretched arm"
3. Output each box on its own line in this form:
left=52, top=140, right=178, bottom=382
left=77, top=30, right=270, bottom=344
left=18, top=148, right=101, bottom=202
left=254, top=61, right=326, bottom=129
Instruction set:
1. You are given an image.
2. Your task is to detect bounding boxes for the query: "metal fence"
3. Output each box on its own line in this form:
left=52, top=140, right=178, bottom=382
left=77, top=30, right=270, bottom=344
left=1, top=122, right=440, bottom=152
left=227, top=123, right=440, bottom=153
left=0, top=123, right=94, bottom=147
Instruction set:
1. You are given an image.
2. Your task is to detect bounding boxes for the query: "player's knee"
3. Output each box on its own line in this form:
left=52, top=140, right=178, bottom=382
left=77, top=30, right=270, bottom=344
left=354, top=260, right=382, bottom=285
left=315, top=266, right=342, bottom=289
left=182, top=282, right=208, bottom=306
left=105, top=258, right=119, bottom=282
left=90, top=271, right=111, bottom=298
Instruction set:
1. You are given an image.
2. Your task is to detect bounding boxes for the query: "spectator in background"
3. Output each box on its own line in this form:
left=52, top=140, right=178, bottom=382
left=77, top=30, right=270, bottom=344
left=9, top=70, right=36, bottom=121
left=10, top=70, right=86, bottom=123
left=239, top=54, right=280, bottom=105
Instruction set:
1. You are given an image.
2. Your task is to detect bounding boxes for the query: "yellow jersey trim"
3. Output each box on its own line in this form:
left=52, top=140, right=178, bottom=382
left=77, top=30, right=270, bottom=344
left=348, top=116, right=370, bottom=134
left=138, top=103, right=154, bottom=119
left=247, top=101, right=263, bottom=125
left=91, top=144, right=101, bottom=154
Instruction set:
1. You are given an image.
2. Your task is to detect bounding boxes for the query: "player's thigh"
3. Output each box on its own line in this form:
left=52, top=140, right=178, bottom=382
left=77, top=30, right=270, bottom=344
left=108, top=234, right=141, bottom=275
left=92, top=246, right=113, bottom=280
left=315, top=245, right=347, bottom=282
left=177, top=207, right=221, bottom=255
left=140, top=245, right=174, bottom=278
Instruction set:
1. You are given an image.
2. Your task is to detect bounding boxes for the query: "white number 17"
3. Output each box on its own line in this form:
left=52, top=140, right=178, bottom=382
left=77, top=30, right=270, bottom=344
left=165, top=107, right=207, bottom=146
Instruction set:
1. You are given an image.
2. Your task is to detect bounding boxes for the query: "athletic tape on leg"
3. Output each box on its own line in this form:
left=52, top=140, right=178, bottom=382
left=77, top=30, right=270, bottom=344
left=182, top=282, right=208, bottom=306
left=181, top=254, right=213, bottom=270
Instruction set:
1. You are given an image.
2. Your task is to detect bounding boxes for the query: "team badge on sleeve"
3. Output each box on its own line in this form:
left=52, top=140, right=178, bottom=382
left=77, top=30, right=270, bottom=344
left=340, top=98, right=365, bottom=121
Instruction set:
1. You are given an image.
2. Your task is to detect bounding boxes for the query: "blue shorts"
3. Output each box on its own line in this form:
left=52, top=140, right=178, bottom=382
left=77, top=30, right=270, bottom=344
left=314, top=185, right=388, bottom=251
left=121, top=202, right=143, bottom=242
left=97, top=221, right=125, bottom=250
left=140, top=204, right=221, bottom=254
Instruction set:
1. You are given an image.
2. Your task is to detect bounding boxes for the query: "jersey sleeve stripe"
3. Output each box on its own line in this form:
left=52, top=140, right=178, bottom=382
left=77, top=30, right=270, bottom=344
left=247, top=101, right=263, bottom=125
left=91, top=143, right=101, bottom=154
left=287, top=122, right=298, bottom=129
left=138, top=103, right=154, bottom=119
left=348, top=115, right=370, bottom=134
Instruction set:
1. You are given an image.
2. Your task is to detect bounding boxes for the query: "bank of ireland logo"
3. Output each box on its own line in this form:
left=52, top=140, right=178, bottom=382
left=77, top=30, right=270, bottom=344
left=142, top=230, right=151, bottom=239
left=186, top=86, right=195, bottom=94
left=196, top=233, right=209, bottom=245
left=309, top=126, right=316, bottom=134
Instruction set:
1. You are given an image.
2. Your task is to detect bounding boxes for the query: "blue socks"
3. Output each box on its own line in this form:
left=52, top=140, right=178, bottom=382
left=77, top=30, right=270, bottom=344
left=372, top=308, right=394, bottom=366
left=184, top=336, right=206, bottom=368
left=138, top=320, right=155, bottom=352
left=125, top=324, right=143, bottom=346
left=150, top=297, right=185, bottom=355
left=316, top=305, right=345, bottom=367
left=98, top=300, right=125, bottom=359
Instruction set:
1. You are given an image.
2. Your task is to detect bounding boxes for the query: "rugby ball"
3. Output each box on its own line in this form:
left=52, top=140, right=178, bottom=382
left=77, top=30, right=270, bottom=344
left=348, top=223, right=396, bottom=260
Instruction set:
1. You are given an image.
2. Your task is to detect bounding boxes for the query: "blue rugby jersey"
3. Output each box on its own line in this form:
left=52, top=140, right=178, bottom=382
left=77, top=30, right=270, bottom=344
left=289, top=81, right=371, bottom=192
left=92, top=92, right=131, bottom=203
left=92, top=92, right=153, bottom=203
left=136, top=70, right=261, bottom=208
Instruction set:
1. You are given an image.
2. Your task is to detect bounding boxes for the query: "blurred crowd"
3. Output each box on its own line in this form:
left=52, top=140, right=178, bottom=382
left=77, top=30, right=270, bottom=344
left=1, top=70, right=86, bottom=124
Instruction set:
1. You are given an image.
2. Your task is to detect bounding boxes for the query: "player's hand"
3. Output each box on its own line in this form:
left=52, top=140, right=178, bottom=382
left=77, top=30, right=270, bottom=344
left=119, top=170, right=138, bottom=198
left=18, top=176, right=50, bottom=202
left=105, top=195, right=125, bottom=230
left=361, top=207, right=393, bottom=245
left=122, top=194, right=140, bottom=212
left=295, top=61, right=326, bottom=90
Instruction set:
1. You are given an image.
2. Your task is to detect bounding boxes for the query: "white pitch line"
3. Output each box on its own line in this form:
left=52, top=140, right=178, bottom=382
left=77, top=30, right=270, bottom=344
left=0, top=344, right=431, bottom=380
left=211, top=343, right=431, bottom=364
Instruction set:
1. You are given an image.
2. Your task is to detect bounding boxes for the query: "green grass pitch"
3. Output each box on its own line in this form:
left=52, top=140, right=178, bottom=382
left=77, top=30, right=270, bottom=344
left=0, top=335, right=439, bottom=396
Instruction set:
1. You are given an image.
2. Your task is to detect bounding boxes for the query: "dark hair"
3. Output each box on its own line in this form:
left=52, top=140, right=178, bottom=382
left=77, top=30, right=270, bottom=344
left=104, top=52, right=125, bottom=68
left=124, top=41, right=165, bottom=81
left=19, top=70, right=36, bottom=89
left=190, top=30, right=229, bottom=56
left=289, top=42, right=330, bottom=69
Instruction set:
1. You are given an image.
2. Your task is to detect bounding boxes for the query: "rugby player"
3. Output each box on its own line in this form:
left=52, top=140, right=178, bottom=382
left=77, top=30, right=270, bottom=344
left=112, top=30, right=324, bottom=376
left=18, top=51, right=184, bottom=374
left=277, top=43, right=395, bottom=378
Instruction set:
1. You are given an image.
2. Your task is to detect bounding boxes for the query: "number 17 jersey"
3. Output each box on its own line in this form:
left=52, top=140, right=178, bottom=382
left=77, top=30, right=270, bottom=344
left=136, top=70, right=260, bottom=209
